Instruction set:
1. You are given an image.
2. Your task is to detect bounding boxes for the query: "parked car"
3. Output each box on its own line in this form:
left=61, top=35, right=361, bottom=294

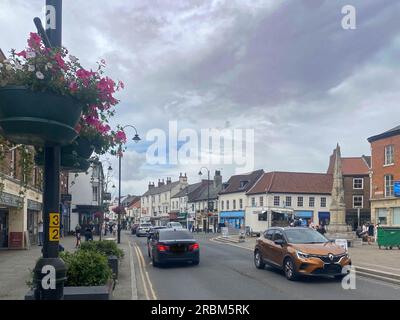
left=148, top=228, right=199, bottom=267
left=136, top=223, right=153, bottom=237
left=166, top=222, right=183, bottom=229
left=254, top=227, right=351, bottom=281
left=131, top=224, right=139, bottom=235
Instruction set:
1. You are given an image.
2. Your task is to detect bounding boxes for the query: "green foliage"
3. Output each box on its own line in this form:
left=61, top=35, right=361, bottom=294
left=80, top=240, right=124, bottom=259
left=60, top=250, right=112, bottom=287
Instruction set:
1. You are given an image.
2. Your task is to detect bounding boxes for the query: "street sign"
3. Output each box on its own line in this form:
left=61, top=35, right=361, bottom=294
left=221, top=227, right=229, bottom=238
left=103, top=192, right=112, bottom=201
left=49, top=213, right=60, bottom=241
left=394, top=181, right=400, bottom=197
left=61, top=194, right=72, bottom=202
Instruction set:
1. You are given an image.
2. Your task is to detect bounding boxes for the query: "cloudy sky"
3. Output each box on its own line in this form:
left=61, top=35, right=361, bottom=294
left=1, top=0, right=400, bottom=196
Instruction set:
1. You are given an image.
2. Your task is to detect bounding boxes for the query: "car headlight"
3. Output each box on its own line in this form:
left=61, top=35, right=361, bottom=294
left=296, top=251, right=310, bottom=259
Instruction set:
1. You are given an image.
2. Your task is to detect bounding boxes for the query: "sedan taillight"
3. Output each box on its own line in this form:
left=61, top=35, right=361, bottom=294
left=188, top=243, right=199, bottom=251
left=157, top=244, right=169, bottom=252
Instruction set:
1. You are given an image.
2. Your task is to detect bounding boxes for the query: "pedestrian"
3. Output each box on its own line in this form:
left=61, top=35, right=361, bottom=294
left=84, top=226, right=93, bottom=241
left=60, top=221, right=64, bottom=239
left=109, top=223, right=113, bottom=234
left=38, top=220, right=44, bottom=246
left=112, top=224, right=117, bottom=237
left=368, top=222, right=375, bottom=245
left=75, top=224, right=81, bottom=248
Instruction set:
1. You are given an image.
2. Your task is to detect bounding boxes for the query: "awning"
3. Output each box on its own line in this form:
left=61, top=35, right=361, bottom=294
left=219, top=211, right=245, bottom=218
left=294, top=211, right=313, bottom=218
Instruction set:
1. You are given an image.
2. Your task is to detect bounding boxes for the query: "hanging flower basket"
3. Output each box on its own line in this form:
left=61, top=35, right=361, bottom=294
left=62, top=136, right=95, bottom=159
left=0, top=86, right=82, bottom=146
left=34, top=150, right=90, bottom=172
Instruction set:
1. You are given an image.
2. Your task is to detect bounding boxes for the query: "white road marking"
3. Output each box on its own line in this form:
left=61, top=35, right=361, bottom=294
left=133, top=244, right=150, bottom=300
left=134, top=242, right=158, bottom=300
left=128, top=240, right=138, bottom=300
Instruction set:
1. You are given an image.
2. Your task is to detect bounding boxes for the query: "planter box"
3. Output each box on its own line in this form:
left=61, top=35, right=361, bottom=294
left=25, top=281, right=113, bottom=300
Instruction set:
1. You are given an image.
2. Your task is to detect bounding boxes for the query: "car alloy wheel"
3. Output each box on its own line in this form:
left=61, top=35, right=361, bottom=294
left=254, top=250, right=265, bottom=269
left=284, top=258, right=297, bottom=281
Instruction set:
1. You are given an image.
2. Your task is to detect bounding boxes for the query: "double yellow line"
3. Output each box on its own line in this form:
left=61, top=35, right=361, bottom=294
left=132, top=242, right=157, bottom=300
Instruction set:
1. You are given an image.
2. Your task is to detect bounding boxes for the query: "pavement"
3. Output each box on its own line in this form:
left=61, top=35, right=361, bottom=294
left=213, top=235, right=400, bottom=285
left=0, top=232, right=133, bottom=300
left=130, top=233, right=400, bottom=300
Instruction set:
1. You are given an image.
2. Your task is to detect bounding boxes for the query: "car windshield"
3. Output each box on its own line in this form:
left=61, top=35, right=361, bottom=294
left=159, top=230, right=194, bottom=241
left=284, top=228, right=329, bottom=244
left=169, top=222, right=182, bottom=227
left=140, top=224, right=152, bottom=227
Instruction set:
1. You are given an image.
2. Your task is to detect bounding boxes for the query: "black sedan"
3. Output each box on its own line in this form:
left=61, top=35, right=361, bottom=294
left=147, top=228, right=199, bottom=267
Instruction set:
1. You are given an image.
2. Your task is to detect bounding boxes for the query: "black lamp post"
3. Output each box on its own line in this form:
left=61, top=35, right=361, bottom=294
left=198, top=167, right=210, bottom=233
left=33, top=0, right=66, bottom=300
left=117, top=125, right=141, bottom=244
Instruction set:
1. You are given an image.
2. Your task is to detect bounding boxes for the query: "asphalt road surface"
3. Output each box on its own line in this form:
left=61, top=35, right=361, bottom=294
left=129, top=234, right=400, bottom=300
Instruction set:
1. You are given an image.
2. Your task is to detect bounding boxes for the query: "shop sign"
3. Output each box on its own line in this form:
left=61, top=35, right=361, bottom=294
left=0, top=192, right=23, bottom=208
left=27, top=199, right=42, bottom=211
left=61, top=194, right=72, bottom=202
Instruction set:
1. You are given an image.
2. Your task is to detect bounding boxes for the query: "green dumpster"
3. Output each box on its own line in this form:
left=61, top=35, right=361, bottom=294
left=377, top=227, right=400, bottom=250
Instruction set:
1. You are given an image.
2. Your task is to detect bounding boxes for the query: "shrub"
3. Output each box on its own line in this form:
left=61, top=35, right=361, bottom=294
left=60, top=250, right=112, bottom=287
left=80, top=240, right=124, bottom=259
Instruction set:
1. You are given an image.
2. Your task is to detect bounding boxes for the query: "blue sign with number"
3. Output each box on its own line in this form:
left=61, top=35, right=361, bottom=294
left=394, top=181, right=400, bottom=197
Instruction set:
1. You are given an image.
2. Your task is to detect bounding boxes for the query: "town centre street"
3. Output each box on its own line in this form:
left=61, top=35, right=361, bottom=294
left=129, top=234, right=400, bottom=300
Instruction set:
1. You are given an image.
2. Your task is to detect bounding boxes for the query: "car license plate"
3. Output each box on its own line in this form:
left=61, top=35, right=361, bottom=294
left=171, top=245, right=185, bottom=253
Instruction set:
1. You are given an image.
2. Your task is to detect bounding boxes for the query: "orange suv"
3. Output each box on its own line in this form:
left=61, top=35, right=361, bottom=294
left=254, top=227, right=351, bottom=281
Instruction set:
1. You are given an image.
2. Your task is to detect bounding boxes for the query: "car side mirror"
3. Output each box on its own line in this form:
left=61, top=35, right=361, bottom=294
left=274, top=239, right=285, bottom=246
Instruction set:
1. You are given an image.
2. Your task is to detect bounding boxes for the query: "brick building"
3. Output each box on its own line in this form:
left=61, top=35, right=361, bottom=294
left=368, top=126, right=400, bottom=226
left=327, top=150, right=371, bottom=230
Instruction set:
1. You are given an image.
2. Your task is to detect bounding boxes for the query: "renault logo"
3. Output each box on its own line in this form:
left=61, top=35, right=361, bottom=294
left=328, top=254, right=334, bottom=261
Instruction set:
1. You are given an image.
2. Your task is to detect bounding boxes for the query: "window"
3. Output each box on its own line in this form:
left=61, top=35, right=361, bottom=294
left=239, top=199, right=243, bottom=209
left=239, top=181, right=248, bottom=189
left=10, top=149, right=17, bottom=178
left=226, top=200, right=229, bottom=210
left=309, top=197, right=315, bottom=207
left=378, top=208, right=388, bottom=225
left=297, top=197, right=303, bottom=207
left=264, top=229, right=274, bottom=240
left=393, top=208, right=400, bottom=226
left=251, top=197, right=256, bottom=207
left=92, top=186, right=98, bottom=202
left=353, top=196, right=363, bottom=208
left=385, top=175, right=394, bottom=197
left=385, top=145, right=394, bottom=165
left=233, top=199, right=236, bottom=210
left=158, top=195, right=161, bottom=202
left=274, top=196, right=280, bottom=207
left=165, top=193, right=167, bottom=200
left=285, top=196, right=292, bottom=207
left=353, top=178, right=364, bottom=189
left=192, top=204, right=195, bottom=211
left=273, top=231, right=284, bottom=241
left=221, top=201, right=224, bottom=210
left=259, top=197, right=264, bottom=207
left=258, top=211, right=268, bottom=221
left=321, top=197, right=327, bottom=208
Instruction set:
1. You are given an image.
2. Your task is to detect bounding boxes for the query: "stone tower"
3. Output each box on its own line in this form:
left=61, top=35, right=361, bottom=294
left=326, top=144, right=357, bottom=243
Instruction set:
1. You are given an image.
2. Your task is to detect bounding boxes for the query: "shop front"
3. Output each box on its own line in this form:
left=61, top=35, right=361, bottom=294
left=0, top=209, right=8, bottom=249
left=294, top=211, right=314, bottom=226
left=169, top=211, right=189, bottom=228
left=27, top=200, right=42, bottom=245
left=219, top=211, right=245, bottom=230
left=318, top=212, right=330, bottom=226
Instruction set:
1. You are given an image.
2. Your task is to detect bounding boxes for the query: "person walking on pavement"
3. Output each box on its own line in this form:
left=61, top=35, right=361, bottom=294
left=368, top=222, right=375, bottom=245
left=38, top=220, right=44, bottom=246
left=75, top=224, right=81, bottom=248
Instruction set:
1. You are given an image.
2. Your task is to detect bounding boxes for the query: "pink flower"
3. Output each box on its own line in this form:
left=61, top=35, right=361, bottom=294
left=118, top=80, right=125, bottom=89
left=97, top=77, right=115, bottom=95
left=28, top=33, right=42, bottom=48
left=55, top=52, right=66, bottom=69
left=76, top=68, right=94, bottom=80
left=16, top=50, right=27, bottom=58
left=69, top=81, right=78, bottom=93
left=115, top=131, right=127, bottom=143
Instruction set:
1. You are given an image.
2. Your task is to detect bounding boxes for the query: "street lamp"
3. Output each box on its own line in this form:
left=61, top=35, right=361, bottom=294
left=198, top=167, right=210, bottom=233
left=117, top=125, right=141, bottom=244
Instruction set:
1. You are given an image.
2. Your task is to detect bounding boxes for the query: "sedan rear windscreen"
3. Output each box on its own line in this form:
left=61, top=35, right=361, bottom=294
left=159, top=231, right=194, bottom=240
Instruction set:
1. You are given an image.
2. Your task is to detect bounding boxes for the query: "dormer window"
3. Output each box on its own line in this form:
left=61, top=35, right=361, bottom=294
left=239, top=181, right=248, bottom=189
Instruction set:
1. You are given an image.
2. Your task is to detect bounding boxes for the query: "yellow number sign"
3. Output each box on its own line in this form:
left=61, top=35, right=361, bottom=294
left=49, top=213, right=60, bottom=241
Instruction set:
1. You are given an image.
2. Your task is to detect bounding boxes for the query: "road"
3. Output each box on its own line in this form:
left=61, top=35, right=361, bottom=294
left=129, top=233, right=400, bottom=300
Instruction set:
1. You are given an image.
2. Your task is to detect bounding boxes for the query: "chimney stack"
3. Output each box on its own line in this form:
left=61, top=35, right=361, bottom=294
left=166, top=177, right=171, bottom=185
left=214, top=170, right=222, bottom=189
left=148, top=182, right=155, bottom=190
